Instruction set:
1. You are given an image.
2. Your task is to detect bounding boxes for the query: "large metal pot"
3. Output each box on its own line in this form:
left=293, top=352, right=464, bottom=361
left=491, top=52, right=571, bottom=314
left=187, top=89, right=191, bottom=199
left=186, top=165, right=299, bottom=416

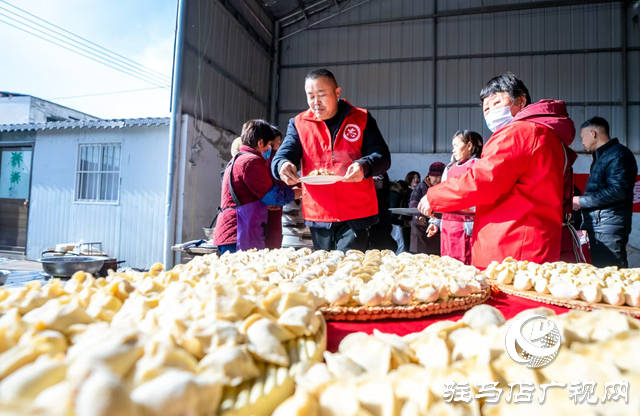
left=38, top=256, right=106, bottom=278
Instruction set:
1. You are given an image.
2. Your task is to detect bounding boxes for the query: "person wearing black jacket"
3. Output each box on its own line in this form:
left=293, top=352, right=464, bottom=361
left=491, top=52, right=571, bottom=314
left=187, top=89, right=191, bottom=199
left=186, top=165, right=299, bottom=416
left=368, top=173, right=397, bottom=252
left=389, top=180, right=412, bottom=253
left=573, top=117, right=638, bottom=268
left=272, top=69, right=391, bottom=252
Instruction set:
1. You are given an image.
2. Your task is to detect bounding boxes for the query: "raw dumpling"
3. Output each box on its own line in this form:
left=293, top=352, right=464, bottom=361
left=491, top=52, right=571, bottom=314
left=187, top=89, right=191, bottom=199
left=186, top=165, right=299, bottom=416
left=196, top=345, right=259, bottom=386
left=273, top=391, right=319, bottom=416
left=602, top=285, right=625, bottom=306
left=548, top=280, right=579, bottom=299
left=323, top=351, right=365, bottom=379
left=390, top=284, right=414, bottom=305
left=513, top=271, right=532, bottom=291
left=0, top=355, right=66, bottom=401
left=74, top=368, right=135, bottom=416
left=277, top=306, right=321, bottom=337
left=324, top=283, right=352, bottom=306
left=415, top=285, right=440, bottom=303
left=340, top=332, right=391, bottom=377
left=578, top=284, right=603, bottom=303
left=131, top=370, right=221, bottom=416
left=461, top=305, right=505, bottom=329
left=357, top=380, right=400, bottom=416
left=246, top=318, right=290, bottom=366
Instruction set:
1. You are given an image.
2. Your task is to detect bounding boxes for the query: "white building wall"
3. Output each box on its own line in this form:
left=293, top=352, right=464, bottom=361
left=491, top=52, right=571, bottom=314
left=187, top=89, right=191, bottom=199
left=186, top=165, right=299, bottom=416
left=27, top=125, right=169, bottom=268
left=174, top=115, right=236, bottom=262
left=0, top=97, right=32, bottom=124
left=29, top=97, right=97, bottom=123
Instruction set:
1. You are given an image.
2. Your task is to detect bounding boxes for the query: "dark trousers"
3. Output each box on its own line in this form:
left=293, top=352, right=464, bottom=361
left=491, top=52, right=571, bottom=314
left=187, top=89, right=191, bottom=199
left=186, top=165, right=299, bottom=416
left=310, top=222, right=369, bottom=252
left=588, top=232, right=628, bottom=268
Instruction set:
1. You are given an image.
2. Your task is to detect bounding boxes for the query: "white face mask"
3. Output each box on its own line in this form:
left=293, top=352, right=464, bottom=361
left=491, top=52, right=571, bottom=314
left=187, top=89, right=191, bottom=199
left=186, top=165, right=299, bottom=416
left=485, top=104, right=515, bottom=133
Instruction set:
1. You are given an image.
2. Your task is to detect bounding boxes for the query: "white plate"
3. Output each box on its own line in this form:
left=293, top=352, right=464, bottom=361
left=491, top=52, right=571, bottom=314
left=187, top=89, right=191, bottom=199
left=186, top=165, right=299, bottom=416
left=299, top=175, right=344, bottom=185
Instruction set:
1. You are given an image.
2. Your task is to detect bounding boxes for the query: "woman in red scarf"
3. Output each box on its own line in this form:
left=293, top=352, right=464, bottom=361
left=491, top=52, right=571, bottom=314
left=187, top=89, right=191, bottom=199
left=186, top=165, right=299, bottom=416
left=427, top=131, right=483, bottom=265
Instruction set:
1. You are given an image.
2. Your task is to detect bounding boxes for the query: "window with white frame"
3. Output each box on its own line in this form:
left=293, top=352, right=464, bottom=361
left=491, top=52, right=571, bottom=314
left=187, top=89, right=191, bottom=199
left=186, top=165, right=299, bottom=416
left=75, top=143, right=121, bottom=202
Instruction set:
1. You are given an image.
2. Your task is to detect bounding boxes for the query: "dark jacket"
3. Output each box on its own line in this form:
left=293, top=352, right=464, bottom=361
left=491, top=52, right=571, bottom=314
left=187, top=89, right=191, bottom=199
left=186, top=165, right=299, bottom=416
left=580, top=138, right=637, bottom=235
left=368, top=173, right=397, bottom=251
left=272, top=99, right=391, bottom=230
left=409, top=180, right=431, bottom=211
left=389, top=181, right=410, bottom=226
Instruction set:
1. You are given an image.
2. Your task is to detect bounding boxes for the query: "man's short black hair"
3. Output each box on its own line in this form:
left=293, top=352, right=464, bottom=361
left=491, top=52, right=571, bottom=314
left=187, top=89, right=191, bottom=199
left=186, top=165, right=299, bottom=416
left=271, top=126, right=282, bottom=139
left=305, top=68, right=338, bottom=89
left=241, top=119, right=275, bottom=148
left=479, top=72, right=532, bottom=106
left=581, top=116, right=610, bottom=136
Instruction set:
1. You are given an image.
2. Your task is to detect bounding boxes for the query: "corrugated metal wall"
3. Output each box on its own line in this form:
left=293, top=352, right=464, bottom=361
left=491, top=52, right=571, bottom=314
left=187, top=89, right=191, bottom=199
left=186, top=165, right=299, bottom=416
left=277, top=0, right=639, bottom=153
left=27, top=126, right=169, bottom=268
left=181, top=0, right=274, bottom=134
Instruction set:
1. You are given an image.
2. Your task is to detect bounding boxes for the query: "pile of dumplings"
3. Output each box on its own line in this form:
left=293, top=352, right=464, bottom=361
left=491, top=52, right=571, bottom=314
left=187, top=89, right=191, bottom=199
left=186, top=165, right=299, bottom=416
left=273, top=305, right=640, bottom=415
left=486, top=257, right=640, bottom=307
left=178, top=249, right=488, bottom=308
left=0, top=262, right=327, bottom=416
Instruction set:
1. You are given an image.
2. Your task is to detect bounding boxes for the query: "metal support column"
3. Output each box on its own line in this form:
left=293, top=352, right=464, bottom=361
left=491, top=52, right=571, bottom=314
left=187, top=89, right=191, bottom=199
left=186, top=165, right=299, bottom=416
left=270, top=21, right=281, bottom=124
left=622, top=1, right=629, bottom=144
left=163, top=0, right=188, bottom=268
left=431, top=3, right=437, bottom=153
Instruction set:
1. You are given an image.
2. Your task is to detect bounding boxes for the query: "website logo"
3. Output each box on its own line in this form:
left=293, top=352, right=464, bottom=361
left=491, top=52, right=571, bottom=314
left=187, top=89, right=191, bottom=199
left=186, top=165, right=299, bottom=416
left=505, top=314, right=561, bottom=368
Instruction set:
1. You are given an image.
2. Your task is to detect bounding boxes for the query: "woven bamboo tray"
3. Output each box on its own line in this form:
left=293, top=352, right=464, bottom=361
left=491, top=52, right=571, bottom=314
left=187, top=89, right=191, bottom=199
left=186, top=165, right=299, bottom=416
left=489, top=280, right=640, bottom=318
left=319, top=286, right=491, bottom=321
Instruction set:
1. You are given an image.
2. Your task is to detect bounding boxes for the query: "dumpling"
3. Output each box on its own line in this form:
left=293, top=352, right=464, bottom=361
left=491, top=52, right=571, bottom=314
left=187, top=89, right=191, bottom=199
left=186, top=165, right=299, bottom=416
left=339, top=333, right=391, bottom=377
left=131, top=370, right=222, bottom=416
left=277, top=306, right=321, bottom=337
left=0, top=355, right=66, bottom=401
left=273, top=391, right=319, bottom=416
left=0, top=330, right=68, bottom=379
left=602, top=285, right=625, bottom=306
left=578, top=284, right=603, bottom=303
left=319, top=382, right=371, bottom=416
left=415, top=285, right=440, bottom=303
left=323, top=351, right=365, bottom=379
left=246, top=318, right=290, bottom=366
left=0, top=309, right=28, bottom=354
left=133, top=337, right=199, bottom=385
left=355, top=285, right=387, bottom=307
left=461, top=305, right=505, bottom=330
left=390, top=284, right=414, bottom=306
left=22, top=297, right=94, bottom=332
left=196, top=345, right=259, bottom=386
left=548, top=280, right=579, bottom=299
left=624, top=285, right=640, bottom=307
left=74, top=368, right=135, bottom=416
left=324, top=282, right=351, bottom=306
left=357, top=380, right=400, bottom=416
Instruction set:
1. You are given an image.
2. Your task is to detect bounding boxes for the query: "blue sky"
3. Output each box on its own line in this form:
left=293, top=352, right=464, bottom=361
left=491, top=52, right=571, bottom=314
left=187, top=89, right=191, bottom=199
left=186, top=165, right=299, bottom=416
left=0, top=0, right=177, bottom=119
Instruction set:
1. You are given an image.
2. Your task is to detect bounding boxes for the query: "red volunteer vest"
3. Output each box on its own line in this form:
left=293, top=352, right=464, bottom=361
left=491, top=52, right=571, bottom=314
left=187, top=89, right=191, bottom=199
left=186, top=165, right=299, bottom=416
left=295, top=103, right=378, bottom=222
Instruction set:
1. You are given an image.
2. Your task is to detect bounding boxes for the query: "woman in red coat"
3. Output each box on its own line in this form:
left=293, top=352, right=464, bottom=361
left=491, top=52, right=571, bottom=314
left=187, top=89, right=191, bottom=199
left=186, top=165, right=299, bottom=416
left=418, top=73, right=575, bottom=269
left=214, top=120, right=296, bottom=254
left=427, top=131, right=483, bottom=265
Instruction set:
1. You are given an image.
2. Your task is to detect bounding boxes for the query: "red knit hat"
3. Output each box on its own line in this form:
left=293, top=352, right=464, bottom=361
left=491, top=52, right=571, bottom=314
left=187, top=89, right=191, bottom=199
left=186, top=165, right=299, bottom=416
left=428, top=162, right=446, bottom=176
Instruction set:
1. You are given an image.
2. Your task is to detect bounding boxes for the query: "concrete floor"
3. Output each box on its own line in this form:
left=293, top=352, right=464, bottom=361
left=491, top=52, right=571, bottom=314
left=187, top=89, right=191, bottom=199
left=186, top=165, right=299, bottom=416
left=0, top=258, right=43, bottom=272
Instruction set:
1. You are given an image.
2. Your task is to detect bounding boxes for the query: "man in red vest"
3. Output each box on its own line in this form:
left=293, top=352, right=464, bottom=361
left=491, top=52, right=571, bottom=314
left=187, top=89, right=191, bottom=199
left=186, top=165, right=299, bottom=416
left=272, top=69, right=391, bottom=252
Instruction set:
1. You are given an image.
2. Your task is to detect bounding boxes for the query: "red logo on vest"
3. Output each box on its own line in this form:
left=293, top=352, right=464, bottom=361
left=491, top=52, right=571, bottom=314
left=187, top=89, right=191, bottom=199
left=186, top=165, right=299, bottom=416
left=343, top=124, right=361, bottom=142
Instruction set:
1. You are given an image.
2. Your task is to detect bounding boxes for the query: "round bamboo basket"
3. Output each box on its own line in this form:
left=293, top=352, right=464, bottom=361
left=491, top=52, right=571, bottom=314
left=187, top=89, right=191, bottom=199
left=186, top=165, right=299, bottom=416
left=319, top=286, right=491, bottom=321
left=489, top=280, right=640, bottom=318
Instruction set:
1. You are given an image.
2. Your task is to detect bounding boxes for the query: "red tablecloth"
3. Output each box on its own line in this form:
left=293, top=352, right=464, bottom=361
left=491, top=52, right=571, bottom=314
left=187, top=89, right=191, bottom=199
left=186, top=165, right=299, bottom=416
left=326, top=292, right=570, bottom=352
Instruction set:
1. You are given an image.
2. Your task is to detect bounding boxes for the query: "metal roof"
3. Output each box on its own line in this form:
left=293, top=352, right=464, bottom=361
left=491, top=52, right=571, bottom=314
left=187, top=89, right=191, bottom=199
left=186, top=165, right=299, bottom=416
left=261, top=0, right=349, bottom=25
left=0, top=117, right=170, bottom=133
